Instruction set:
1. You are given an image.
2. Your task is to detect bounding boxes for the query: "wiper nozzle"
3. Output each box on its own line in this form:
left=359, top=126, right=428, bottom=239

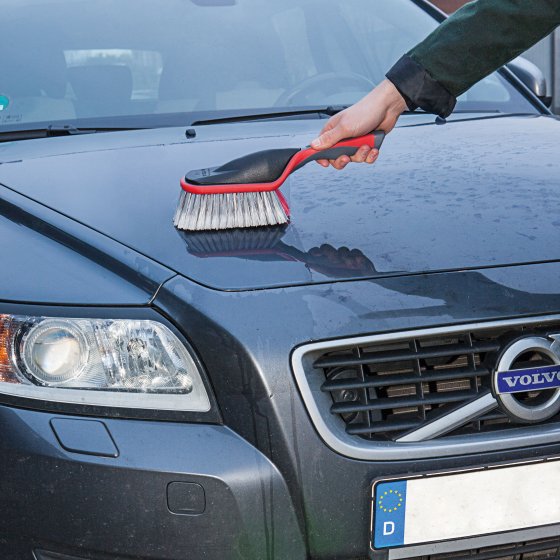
left=46, top=124, right=95, bottom=137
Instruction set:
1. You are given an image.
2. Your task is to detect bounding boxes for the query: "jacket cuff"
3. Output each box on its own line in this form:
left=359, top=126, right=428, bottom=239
left=386, top=54, right=456, bottom=118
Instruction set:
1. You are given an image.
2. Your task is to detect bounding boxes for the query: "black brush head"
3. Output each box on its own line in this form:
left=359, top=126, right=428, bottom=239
left=184, top=148, right=300, bottom=187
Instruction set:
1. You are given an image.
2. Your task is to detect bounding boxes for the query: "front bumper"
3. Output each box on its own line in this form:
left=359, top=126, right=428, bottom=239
left=4, top=403, right=560, bottom=560
left=0, top=405, right=305, bottom=560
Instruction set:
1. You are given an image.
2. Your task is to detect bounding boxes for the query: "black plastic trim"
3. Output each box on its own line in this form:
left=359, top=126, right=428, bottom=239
left=185, top=148, right=300, bottom=186
left=35, top=552, right=89, bottom=560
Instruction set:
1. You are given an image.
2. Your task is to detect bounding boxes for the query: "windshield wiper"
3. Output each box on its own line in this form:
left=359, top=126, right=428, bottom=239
left=0, top=124, right=145, bottom=143
left=190, top=105, right=348, bottom=126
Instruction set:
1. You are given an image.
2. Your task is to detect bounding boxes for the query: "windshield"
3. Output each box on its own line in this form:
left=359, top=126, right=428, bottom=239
left=0, top=0, right=537, bottom=131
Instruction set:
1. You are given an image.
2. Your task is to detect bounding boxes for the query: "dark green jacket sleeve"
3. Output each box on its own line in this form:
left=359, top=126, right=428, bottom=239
left=386, top=0, right=560, bottom=117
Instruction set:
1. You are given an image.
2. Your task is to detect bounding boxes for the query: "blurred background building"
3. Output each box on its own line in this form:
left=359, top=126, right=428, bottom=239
left=431, top=0, right=558, bottom=112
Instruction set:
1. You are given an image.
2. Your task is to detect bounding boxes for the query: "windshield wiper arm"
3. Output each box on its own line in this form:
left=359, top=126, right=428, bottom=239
left=47, top=124, right=122, bottom=136
left=190, top=105, right=348, bottom=126
left=0, top=124, right=146, bottom=143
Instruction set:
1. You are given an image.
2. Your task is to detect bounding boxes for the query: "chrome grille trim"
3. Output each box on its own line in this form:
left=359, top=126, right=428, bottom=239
left=395, top=391, right=498, bottom=443
left=291, top=315, right=560, bottom=460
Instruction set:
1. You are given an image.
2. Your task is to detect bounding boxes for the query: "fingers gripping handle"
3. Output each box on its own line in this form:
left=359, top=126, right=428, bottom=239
left=295, top=130, right=385, bottom=170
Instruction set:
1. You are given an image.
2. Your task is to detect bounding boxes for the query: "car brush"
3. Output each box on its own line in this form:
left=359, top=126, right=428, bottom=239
left=173, top=131, right=385, bottom=231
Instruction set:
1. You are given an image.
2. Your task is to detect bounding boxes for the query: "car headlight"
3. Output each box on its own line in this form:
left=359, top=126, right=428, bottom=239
left=0, top=315, right=210, bottom=412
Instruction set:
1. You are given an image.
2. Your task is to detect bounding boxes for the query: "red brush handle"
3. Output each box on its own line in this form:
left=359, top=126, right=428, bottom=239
left=181, top=131, right=384, bottom=195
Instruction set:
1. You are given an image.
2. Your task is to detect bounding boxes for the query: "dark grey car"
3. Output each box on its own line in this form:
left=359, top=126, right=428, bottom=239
left=1, top=1, right=560, bottom=559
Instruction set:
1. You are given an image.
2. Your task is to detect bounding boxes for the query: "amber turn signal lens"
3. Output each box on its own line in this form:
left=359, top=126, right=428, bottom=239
left=0, top=315, right=17, bottom=383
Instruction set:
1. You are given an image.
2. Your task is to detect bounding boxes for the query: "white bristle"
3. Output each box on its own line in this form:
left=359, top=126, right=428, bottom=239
left=173, top=191, right=289, bottom=231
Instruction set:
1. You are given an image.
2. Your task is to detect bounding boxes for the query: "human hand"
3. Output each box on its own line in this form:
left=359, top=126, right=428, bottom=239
left=306, top=244, right=376, bottom=277
left=308, top=244, right=376, bottom=272
left=310, top=79, right=407, bottom=170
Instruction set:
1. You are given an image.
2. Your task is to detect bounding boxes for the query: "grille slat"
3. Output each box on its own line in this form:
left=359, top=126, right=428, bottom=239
left=346, top=419, right=422, bottom=435
left=354, top=346, right=373, bottom=431
left=410, top=339, right=427, bottom=421
left=314, top=341, right=500, bottom=368
left=313, top=325, right=560, bottom=442
left=479, top=411, right=509, bottom=421
left=321, top=366, right=490, bottom=391
left=331, top=390, right=478, bottom=414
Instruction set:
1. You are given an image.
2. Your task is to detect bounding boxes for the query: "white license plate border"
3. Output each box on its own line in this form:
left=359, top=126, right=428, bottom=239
left=369, top=455, right=560, bottom=554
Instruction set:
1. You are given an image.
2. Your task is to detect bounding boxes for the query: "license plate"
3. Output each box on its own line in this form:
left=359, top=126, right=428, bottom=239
left=371, top=459, right=560, bottom=550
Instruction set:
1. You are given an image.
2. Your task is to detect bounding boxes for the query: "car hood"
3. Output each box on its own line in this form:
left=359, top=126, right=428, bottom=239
left=1, top=114, right=559, bottom=291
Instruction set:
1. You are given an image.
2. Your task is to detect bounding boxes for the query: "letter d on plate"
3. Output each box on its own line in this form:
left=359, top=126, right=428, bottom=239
left=373, top=480, right=407, bottom=548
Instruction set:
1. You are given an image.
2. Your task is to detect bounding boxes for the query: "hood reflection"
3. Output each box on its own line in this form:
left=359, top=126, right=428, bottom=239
left=181, top=227, right=377, bottom=279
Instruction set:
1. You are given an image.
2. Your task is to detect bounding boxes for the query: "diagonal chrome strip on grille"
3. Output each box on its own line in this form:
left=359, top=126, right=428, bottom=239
left=395, top=391, right=498, bottom=443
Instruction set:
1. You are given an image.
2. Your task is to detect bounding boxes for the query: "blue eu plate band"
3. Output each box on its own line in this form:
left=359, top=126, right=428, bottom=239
left=373, top=480, right=408, bottom=549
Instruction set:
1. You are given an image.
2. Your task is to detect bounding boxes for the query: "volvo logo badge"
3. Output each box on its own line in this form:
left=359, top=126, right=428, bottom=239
left=494, top=335, right=560, bottom=423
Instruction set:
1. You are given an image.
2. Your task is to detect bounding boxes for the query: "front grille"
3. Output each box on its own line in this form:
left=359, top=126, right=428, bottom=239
left=317, top=332, right=509, bottom=440
left=294, top=317, right=560, bottom=447
left=407, top=536, right=560, bottom=560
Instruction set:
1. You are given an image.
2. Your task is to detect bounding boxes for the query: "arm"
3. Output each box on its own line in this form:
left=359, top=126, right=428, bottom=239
left=390, top=0, right=560, bottom=117
left=313, top=0, right=560, bottom=169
